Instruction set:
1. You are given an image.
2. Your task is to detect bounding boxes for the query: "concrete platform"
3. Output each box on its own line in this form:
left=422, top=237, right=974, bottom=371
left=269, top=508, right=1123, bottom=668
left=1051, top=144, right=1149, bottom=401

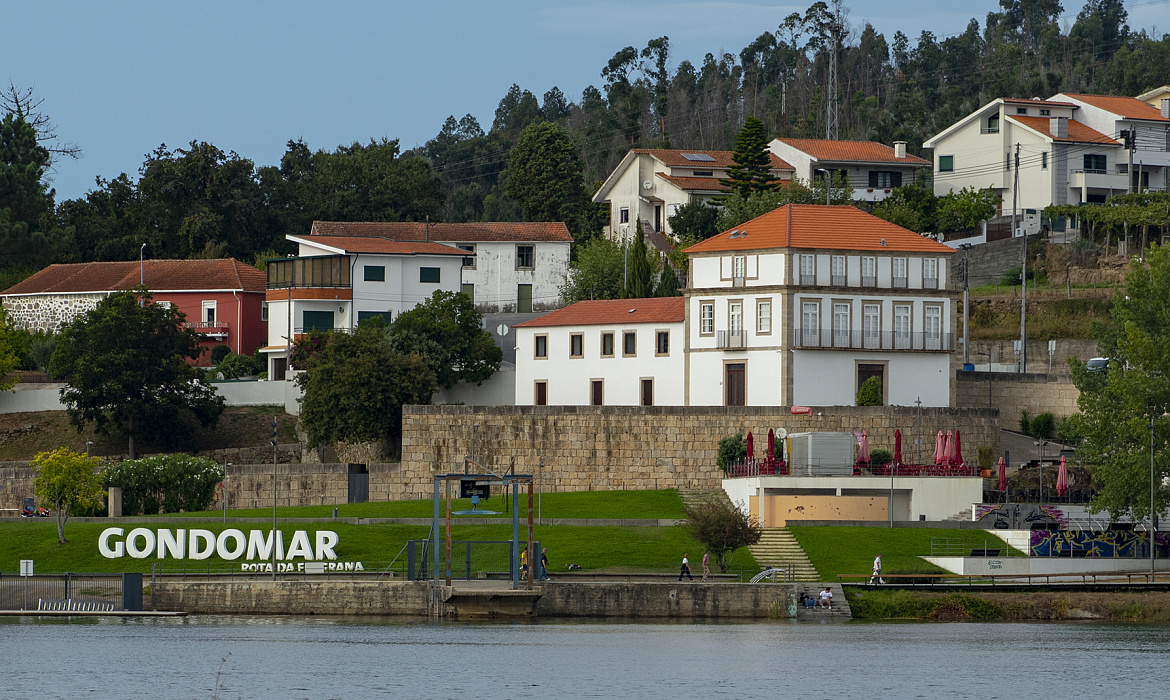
left=0, top=610, right=186, bottom=617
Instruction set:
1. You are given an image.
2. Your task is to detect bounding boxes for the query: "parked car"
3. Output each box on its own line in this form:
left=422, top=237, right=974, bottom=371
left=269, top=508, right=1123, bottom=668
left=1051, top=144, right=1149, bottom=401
left=1086, top=357, right=1108, bottom=373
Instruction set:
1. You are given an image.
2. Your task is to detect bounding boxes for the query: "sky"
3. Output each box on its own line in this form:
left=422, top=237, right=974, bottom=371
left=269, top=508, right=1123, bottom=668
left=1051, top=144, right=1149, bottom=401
left=3, top=0, right=1166, bottom=202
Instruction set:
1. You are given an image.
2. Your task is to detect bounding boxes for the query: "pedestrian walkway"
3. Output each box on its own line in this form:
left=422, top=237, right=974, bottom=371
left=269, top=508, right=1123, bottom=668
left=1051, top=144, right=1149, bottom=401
left=748, top=528, right=820, bottom=582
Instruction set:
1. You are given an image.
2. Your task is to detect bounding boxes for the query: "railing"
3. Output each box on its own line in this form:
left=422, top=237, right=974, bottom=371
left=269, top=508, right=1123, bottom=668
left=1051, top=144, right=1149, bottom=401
left=863, top=463, right=977, bottom=477
left=732, top=275, right=745, bottom=288
left=724, top=459, right=789, bottom=478
left=716, top=330, right=744, bottom=349
left=831, top=274, right=846, bottom=287
left=861, top=275, right=876, bottom=287
left=800, top=274, right=816, bottom=286
left=793, top=329, right=954, bottom=351
left=836, top=571, right=1170, bottom=586
left=980, top=127, right=1000, bottom=134
left=892, top=276, right=908, bottom=289
left=187, top=321, right=229, bottom=331
left=923, top=277, right=938, bottom=289
left=0, top=573, right=127, bottom=611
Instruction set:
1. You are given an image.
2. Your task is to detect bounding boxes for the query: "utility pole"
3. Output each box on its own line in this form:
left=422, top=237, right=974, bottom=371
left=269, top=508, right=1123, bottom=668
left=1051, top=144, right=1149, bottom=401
left=1123, top=128, right=1135, bottom=194
left=825, top=3, right=841, bottom=141
left=1015, top=143, right=1027, bottom=374
left=915, top=397, right=922, bottom=466
left=961, top=245, right=971, bottom=366
left=1152, top=418, right=1157, bottom=576
left=271, top=418, right=278, bottom=581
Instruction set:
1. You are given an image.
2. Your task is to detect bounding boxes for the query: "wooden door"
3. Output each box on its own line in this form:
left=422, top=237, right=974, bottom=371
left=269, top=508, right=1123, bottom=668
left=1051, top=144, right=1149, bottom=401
left=725, top=363, right=745, bottom=406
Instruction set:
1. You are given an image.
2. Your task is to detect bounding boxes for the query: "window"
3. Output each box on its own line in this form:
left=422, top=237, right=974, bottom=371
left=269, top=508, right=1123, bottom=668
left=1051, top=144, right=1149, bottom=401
left=693, top=170, right=713, bottom=177
left=364, top=265, right=385, bottom=282
left=894, top=304, right=911, bottom=349
left=699, top=301, right=714, bottom=335
left=800, top=254, right=816, bottom=285
left=732, top=255, right=746, bottom=285
left=619, top=208, right=629, bottom=224
left=801, top=301, right=820, bottom=346
left=534, top=381, right=547, bottom=406
left=923, top=258, right=939, bottom=289
left=925, top=306, right=942, bottom=349
left=861, top=256, right=876, bottom=287
left=1005, top=152, right=1012, bottom=171
left=656, top=330, right=669, bottom=355
left=729, top=302, right=742, bottom=338
left=831, top=255, right=845, bottom=286
left=868, top=171, right=902, bottom=188
left=458, top=245, right=476, bottom=269
left=461, top=283, right=474, bottom=303
left=833, top=302, right=850, bottom=348
left=939, top=155, right=954, bottom=172
left=591, top=380, right=604, bottom=406
left=863, top=304, right=880, bottom=349
left=892, top=258, right=907, bottom=288
left=534, top=335, right=548, bottom=359
left=1040, top=108, right=1050, bottom=116
left=260, top=301, right=268, bottom=322
left=641, top=379, right=654, bottom=407
left=1016, top=107, right=1028, bottom=115
left=622, top=331, right=636, bottom=357
left=756, top=299, right=772, bottom=334
left=302, top=310, right=333, bottom=332
left=600, top=332, right=614, bottom=358
left=357, top=311, right=390, bottom=326
left=202, top=301, right=216, bottom=325
left=1041, top=152, right=1048, bottom=170
left=419, top=267, right=441, bottom=283
left=516, top=245, right=534, bottom=270
left=985, top=115, right=1000, bottom=133
left=1083, top=154, right=1106, bottom=174
left=569, top=333, right=584, bottom=358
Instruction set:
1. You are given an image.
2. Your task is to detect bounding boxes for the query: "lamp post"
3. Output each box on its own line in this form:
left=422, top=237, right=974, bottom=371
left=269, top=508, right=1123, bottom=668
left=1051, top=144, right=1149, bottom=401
left=1035, top=440, right=1049, bottom=504
left=86, top=440, right=93, bottom=459
left=224, top=463, right=232, bottom=523
left=960, top=244, right=972, bottom=366
left=1151, top=418, right=1157, bottom=576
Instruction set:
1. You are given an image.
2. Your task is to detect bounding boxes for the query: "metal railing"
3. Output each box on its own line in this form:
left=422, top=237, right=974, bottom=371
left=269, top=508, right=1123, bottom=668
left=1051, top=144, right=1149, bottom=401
left=861, top=275, right=876, bottom=287
left=732, top=275, right=745, bottom=288
left=831, top=274, right=846, bottom=287
left=892, top=276, right=908, bottom=288
left=187, top=321, right=229, bottom=330
left=0, top=573, right=127, bottom=611
left=800, top=274, right=816, bottom=286
left=716, top=330, right=744, bottom=349
left=923, top=277, right=939, bottom=289
left=793, top=329, right=954, bottom=351
left=724, top=459, right=789, bottom=477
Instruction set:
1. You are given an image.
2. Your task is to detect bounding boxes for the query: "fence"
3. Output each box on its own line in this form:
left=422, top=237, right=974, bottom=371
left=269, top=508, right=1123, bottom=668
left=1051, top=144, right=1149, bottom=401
left=0, top=573, right=128, bottom=611
left=792, top=329, right=954, bottom=352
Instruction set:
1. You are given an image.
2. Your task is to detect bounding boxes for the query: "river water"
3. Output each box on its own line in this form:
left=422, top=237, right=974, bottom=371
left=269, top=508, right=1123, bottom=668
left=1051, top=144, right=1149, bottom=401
left=2, top=616, right=1167, bottom=699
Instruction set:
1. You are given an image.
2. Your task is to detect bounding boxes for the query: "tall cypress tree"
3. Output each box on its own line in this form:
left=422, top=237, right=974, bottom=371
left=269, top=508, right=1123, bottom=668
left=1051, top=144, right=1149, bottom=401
left=625, top=229, right=653, bottom=299
left=722, top=116, right=776, bottom=199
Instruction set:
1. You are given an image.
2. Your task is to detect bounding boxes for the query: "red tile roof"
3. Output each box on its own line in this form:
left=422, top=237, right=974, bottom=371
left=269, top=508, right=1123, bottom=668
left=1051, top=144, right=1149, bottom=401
left=655, top=173, right=730, bottom=192
left=292, top=235, right=467, bottom=256
left=2, top=259, right=267, bottom=295
left=1060, top=93, right=1170, bottom=122
left=632, top=148, right=794, bottom=171
left=683, top=204, right=954, bottom=254
left=1007, top=116, right=1120, bottom=145
left=309, top=221, right=572, bottom=242
left=514, top=297, right=685, bottom=328
left=775, top=139, right=930, bottom=165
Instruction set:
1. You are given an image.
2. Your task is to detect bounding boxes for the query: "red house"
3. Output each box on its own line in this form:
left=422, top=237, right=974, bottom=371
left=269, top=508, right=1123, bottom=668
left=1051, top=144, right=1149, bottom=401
left=1, top=259, right=268, bottom=366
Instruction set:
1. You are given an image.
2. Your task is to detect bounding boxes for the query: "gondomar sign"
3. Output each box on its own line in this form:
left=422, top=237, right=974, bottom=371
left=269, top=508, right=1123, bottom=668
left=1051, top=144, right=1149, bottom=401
left=98, top=528, right=364, bottom=572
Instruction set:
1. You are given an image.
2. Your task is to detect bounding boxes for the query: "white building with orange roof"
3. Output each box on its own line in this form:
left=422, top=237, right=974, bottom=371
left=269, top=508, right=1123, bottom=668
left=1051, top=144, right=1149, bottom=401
left=591, top=149, right=794, bottom=242
left=1052, top=93, right=1170, bottom=193
left=767, top=139, right=930, bottom=202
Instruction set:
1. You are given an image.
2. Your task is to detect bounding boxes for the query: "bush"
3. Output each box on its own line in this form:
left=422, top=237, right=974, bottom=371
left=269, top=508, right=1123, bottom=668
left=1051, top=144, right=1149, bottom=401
left=856, top=376, right=883, bottom=406
left=210, top=344, right=232, bottom=365
left=1029, top=412, right=1055, bottom=440
left=977, top=446, right=994, bottom=471
left=683, top=497, right=761, bottom=572
left=217, top=352, right=257, bottom=379
left=1056, top=414, right=1084, bottom=444
left=103, top=454, right=224, bottom=515
left=870, top=448, right=893, bottom=466
left=717, top=432, right=746, bottom=470
left=1019, top=409, right=1031, bottom=433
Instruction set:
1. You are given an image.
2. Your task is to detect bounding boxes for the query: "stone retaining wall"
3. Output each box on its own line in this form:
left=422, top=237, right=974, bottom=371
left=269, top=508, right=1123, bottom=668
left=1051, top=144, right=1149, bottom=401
left=151, top=580, right=430, bottom=615
left=534, top=582, right=794, bottom=618
left=955, top=371, right=1080, bottom=421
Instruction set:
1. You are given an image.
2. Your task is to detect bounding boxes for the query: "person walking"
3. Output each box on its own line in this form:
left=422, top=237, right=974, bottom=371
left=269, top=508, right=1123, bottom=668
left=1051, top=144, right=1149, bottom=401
left=701, top=549, right=711, bottom=582
left=520, top=546, right=528, bottom=576
left=540, top=548, right=550, bottom=581
left=678, top=553, right=694, bottom=581
left=869, top=554, right=884, bottom=584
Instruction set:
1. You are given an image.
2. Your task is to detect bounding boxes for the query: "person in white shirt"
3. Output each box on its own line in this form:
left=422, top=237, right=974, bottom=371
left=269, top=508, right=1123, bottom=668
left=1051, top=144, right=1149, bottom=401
left=819, top=587, right=833, bottom=609
left=678, top=554, right=693, bottom=581
left=870, top=554, right=884, bottom=584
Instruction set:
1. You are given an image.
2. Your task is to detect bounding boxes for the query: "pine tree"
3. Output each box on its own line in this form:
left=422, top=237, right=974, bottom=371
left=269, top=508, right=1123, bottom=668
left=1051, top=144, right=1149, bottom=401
left=625, top=229, right=653, bottom=298
left=722, top=117, right=776, bottom=199
left=655, top=263, right=681, bottom=297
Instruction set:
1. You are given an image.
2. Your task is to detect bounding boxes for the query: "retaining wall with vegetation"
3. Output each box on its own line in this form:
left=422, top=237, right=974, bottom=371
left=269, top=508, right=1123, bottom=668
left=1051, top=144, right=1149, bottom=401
left=955, top=371, right=1080, bottom=420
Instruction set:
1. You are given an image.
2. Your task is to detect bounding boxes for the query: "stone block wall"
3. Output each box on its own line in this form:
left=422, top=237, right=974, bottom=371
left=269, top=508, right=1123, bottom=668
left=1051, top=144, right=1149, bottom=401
left=0, top=463, right=36, bottom=511
left=1, top=293, right=105, bottom=333
left=955, top=371, right=1080, bottom=421
left=222, top=463, right=349, bottom=509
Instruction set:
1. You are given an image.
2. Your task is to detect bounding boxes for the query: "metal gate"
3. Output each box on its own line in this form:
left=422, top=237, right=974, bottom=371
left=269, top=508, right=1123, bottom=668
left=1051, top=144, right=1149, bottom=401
left=347, top=464, right=369, bottom=504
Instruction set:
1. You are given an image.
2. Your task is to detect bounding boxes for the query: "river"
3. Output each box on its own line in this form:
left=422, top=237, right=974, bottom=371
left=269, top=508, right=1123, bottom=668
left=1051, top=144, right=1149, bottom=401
left=2, top=616, right=1166, bottom=698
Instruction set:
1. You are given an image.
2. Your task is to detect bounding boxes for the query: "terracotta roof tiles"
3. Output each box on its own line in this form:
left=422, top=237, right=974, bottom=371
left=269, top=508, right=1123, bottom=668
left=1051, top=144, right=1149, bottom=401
left=309, top=221, right=572, bottom=242
left=1060, top=93, right=1170, bottom=122
left=775, top=139, right=930, bottom=165
left=632, top=148, right=794, bottom=171
left=3, top=259, right=267, bottom=295
left=514, top=297, right=685, bottom=328
left=1007, top=116, right=1120, bottom=145
left=292, top=235, right=467, bottom=256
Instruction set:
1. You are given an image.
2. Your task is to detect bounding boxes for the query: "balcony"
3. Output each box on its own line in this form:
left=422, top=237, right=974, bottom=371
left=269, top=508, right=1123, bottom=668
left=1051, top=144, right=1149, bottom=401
left=793, top=329, right=954, bottom=352
left=831, top=274, right=846, bottom=287
left=923, top=277, right=938, bottom=290
left=732, top=275, right=745, bottom=288
left=1069, top=169, right=1128, bottom=192
left=800, top=274, right=816, bottom=286
left=187, top=320, right=229, bottom=339
left=267, top=254, right=352, bottom=289
left=716, top=329, right=745, bottom=349
left=861, top=276, right=876, bottom=288
left=892, top=276, right=908, bottom=289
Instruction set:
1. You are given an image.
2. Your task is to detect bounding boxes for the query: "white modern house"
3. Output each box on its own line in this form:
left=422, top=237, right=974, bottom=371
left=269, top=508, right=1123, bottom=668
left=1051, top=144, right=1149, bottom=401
left=513, top=297, right=685, bottom=406
left=308, top=221, right=572, bottom=313
left=261, top=234, right=466, bottom=380
left=1052, top=93, right=1170, bottom=194
left=592, top=149, right=794, bottom=242
left=768, top=139, right=930, bottom=202
left=513, top=205, right=956, bottom=408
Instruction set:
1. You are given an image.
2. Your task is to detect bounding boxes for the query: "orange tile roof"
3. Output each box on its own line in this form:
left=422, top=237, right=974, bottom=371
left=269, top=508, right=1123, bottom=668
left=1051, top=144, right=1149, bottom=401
left=655, top=173, right=730, bottom=192
left=309, top=221, right=572, bottom=242
left=775, top=139, right=930, bottom=165
left=1007, top=116, right=1120, bottom=144
left=293, top=235, right=467, bottom=256
left=683, top=204, right=954, bottom=254
left=514, top=297, right=685, bottom=328
left=632, top=148, right=794, bottom=171
left=3, top=259, right=267, bottom=295
left=1061, top=93, right=1170, bottom=122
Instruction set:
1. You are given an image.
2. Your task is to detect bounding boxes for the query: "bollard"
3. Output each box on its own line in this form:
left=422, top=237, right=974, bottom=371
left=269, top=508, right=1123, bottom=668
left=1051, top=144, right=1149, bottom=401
left=332, top=508, right=338, bottom=518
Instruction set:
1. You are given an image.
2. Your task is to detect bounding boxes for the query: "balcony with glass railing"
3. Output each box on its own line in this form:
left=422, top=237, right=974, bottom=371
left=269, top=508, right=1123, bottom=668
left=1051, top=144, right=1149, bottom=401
left=267, top=255, right=352, bottom=289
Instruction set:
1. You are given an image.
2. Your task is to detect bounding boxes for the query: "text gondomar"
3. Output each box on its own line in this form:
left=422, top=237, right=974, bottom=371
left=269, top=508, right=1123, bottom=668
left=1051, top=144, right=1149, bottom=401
left=98, top=527, right=338, bottom=561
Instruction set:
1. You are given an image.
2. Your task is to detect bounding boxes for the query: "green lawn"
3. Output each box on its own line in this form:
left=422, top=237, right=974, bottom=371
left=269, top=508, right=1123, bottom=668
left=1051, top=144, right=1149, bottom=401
left=789, top=526, right=1025, bottom=581
left=170, top=488, right=687, bottom=521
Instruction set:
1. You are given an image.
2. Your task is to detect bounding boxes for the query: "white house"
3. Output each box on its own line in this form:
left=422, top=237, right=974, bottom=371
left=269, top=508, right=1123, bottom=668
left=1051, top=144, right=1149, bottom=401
left=308, top=221, right=572, bottom=313
left=592, top=149, right=794, bottom=242
left=1052, top=93, right=1170, bottom=194
left=768, top=139, right=930, bottom=202
left=513, top=297, right=685, bottom=406
left=261, top=235, right=466, bottom=380
left=683, top=204, right=956, bottom=408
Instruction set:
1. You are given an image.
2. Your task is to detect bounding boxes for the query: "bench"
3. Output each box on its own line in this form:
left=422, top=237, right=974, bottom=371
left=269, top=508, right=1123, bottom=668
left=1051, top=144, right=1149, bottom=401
left=38, top=599, right=116, bottom=612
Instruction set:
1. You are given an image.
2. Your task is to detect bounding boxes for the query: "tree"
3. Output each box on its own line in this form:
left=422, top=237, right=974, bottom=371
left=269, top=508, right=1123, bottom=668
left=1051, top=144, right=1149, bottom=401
left=668, top=200, right=721, bottom=240
left=936, top=187, right=1000, bottom=235
left=856, top=376, right=883, bottom=405
left=1072, top=244, right=1170, bottom=521
left=1, top=83, right=81, bottom=165
left=717, top=432, right=747, bottom=469
left=32, top=448, right=103, bottom=543
left=560, top=236, right=625, bottom=303
left=683, top=497, right=762, bottom=572
left=0, top=309, right=21, bottom=391
left=871, top=181, right=939, bottom=233
left=625, top=229, right=654, bottom=298
left=505, top=121, right=597, bottom=244
left=298, top=323, right=436, bottom=452
left=723, top=116, right=777, bottom=198
left=655, top=263, right=681, bottom=297
left=49, top=290, right=225, bottom=458
left=389, top=290, right=502, bottom=389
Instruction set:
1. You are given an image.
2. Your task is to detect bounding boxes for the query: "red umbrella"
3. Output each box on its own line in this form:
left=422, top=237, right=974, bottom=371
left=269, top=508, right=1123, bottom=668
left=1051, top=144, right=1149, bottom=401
left=933, top=431, right=944, bottom=464
left=859, top=430, right=871, bottom=465
left=1056, top=455, right=1070, bottom=497
left=943, top=431, right=954, bottom=466
left=953, top=430, right=964, bottom=466
left=998, top=456, right=1007, bottom=492
left=767, top=428, right=775, bottom=462
left=746, top=431, right=754, bottom=461
left=894, top=429, right=904, bottom=468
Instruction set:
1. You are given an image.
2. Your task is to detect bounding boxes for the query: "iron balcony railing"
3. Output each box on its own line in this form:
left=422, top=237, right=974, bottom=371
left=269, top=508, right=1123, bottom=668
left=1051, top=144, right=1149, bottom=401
left=861, top=275, right=876, bottom=287
left=187, top=320, right=229, bottom=331
left=892, top=276, right=908, bottom=289
left=831, top=274, right=846, bottom=286
left=716, top=329, right=745, bottom=349
left=923, top=277, right=939, bottom=289
left=793, top=329, right=954, bottom=351
left=800, top=273, right=816, bottom=286
left=732, top=275, right=745, bottom=288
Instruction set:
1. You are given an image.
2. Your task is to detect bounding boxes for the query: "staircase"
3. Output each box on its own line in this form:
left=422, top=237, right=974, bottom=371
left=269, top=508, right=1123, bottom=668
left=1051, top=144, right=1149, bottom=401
left=677, top=489, right=732, bottom=513
left=748, top=528, right=820, bottom=582
left=795, top=582, right=854, bottom=620
left=945, top=507, right=974, bottom=522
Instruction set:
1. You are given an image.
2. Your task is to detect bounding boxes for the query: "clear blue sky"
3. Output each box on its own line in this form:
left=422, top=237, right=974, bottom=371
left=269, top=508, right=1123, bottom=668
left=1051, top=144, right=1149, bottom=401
left=3, top=0, right=1163, bottom=201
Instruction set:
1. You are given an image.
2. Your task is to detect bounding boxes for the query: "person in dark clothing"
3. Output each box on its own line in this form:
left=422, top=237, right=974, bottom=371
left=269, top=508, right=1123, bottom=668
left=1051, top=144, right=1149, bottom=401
left=540, top=548, right=550, bottom=581
left=678, top=554, right=694, bottom=581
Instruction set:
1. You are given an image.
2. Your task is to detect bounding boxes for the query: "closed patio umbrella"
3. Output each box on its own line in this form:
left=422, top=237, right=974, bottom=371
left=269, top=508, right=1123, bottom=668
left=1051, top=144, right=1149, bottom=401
left=998, top=456, right=1007, bottom=492
left=1056, top=455, right=1070, bottom=497
left=953, top=430, right=964, bottom=466
left=933, top=431, right=944, bottom=464
left=943, top=430, right=954, bottom=466
left=859, top=430, right=871, bottom=465
left=767, top=428, right=775, bottom=462
left=894, top=429, right=904, bottom=468
left=746, top=431, right=754, bottom=461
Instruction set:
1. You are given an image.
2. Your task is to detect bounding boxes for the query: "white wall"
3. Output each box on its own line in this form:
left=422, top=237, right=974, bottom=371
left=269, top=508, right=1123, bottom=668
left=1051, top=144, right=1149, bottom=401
left=0, top=380, right=293, bottom=414
left=455, top=241, right=569, bottom=312
left=351, top=254, right=462, bottom=321
left=687, top=348, right=785, bottom=406
left=433, top=362, right=516, bottom=406
left=726, top=474, right=983, bottom=522
left=791, top=350, right=951, bottom=407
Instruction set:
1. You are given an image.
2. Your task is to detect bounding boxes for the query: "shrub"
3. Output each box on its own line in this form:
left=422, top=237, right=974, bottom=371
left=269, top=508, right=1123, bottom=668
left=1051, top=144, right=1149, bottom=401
left=870, top=448, right=893, bottom=466
left=210, top=344, right=232, bottom=365
left=217, top=352, right=257, bottom=379
left=1030, top=412, right=1055, bottom=440
left=856, top=376, right=883, bottom=406
left=103, top=454, right=224, bottom=515
left=977, top=446, right=994, bottom=471
left=1018, top=409, right=1031, bottom=433
left=717, top=432, right=746, bottom=470
left=1056, top=414, right=1084, bottom=444
left=683, top=497, right=761, bottom=571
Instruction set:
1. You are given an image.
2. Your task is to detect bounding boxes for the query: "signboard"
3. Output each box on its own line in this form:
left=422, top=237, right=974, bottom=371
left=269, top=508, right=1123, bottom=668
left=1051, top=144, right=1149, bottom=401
left=459, top=479, right=490, bottom=499
left=19, top=560, right=33, bottom=577
left=96, top=527, right=363, bottom=573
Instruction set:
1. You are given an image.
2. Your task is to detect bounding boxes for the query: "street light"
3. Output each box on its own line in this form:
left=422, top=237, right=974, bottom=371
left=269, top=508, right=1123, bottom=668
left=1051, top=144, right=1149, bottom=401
left=1151, top=418, right=1157, bottom=576
left=86, top=440, right=93, bottom=459
left=1034, top=440, right=1050, bottom=504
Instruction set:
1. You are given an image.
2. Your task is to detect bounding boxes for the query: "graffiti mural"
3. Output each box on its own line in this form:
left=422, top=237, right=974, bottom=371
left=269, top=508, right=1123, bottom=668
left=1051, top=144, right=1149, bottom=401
left=1029, top=529, right=1170, bottom=557
left=974, top=504, right=1064, bottom=529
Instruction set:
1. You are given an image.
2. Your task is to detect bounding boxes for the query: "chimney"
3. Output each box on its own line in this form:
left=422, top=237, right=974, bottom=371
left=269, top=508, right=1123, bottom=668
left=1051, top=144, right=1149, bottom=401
left=893, top=141, right=907, bottom=159
left=1049, top=117, right=1068, bottom=139
left=1161, top=98, right=1170, bottom=119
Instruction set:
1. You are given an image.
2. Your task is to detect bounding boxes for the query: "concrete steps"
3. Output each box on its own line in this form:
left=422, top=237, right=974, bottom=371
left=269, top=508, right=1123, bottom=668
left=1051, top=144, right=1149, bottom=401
left=945, top=507, right=974, bottom=522
left=748, top=528, right=820, bottom=582
left=795, top=582, right=853, bottom=621
left=677, top=489, right=733, bottom=512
